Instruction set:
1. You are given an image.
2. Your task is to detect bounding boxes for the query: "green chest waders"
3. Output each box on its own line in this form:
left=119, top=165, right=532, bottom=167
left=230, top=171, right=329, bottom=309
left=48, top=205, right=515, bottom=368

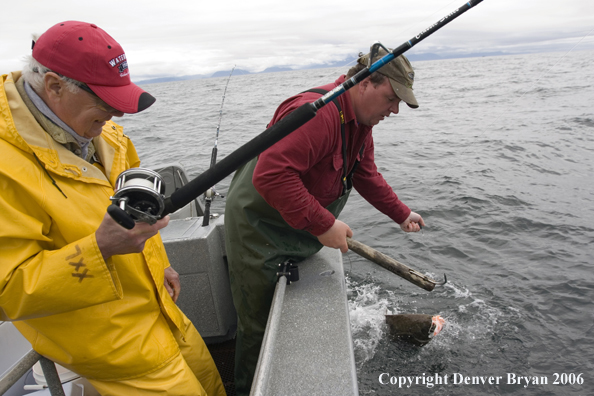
left=223, top=90, right=364, bottom=396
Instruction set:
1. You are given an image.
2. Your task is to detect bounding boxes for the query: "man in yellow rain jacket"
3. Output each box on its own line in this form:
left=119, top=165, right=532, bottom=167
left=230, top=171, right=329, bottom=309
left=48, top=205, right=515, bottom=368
left=0, top=21, right=225, bottom=396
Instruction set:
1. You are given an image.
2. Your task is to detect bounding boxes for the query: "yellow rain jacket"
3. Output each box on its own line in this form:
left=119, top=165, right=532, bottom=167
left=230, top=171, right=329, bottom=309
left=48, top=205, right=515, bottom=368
left=0, top=72, right=191, bottom=381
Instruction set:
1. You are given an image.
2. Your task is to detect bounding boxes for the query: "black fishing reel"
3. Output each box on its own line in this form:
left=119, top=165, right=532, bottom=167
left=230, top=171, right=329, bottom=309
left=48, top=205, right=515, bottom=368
left=108, top=168, right=166, bottom=229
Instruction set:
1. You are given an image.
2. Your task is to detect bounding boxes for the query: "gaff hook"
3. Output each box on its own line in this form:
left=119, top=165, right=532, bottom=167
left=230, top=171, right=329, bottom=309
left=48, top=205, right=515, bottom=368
left=409, top=270, right=447, bottom=288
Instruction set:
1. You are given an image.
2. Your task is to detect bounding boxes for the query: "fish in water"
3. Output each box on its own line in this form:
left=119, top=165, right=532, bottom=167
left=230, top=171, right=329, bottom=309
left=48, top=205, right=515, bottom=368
left=385, top=314, right=445, bottom=346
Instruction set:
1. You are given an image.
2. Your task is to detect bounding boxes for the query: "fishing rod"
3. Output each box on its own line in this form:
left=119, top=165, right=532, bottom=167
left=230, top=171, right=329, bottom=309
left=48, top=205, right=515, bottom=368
left=108, top=0, right=485, bottom=229
left=202, top=65, right=235, bottom=226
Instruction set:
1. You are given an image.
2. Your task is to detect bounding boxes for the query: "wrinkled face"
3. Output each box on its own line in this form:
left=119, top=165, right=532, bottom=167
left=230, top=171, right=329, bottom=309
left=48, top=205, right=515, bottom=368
left=43, top=72, right=125, bottom=139
left=59, top=86, right=125, bottom=139
left=355, top=78, right=401, bottom=127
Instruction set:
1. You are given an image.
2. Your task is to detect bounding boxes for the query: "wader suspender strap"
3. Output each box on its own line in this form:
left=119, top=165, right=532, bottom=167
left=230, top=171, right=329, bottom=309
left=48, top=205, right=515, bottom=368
left=303, top=88, right=365, bottom=196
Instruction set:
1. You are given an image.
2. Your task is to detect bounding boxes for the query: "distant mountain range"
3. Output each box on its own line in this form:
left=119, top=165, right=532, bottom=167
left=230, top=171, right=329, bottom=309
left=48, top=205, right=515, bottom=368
left=136, top=51, right=509, bottom=85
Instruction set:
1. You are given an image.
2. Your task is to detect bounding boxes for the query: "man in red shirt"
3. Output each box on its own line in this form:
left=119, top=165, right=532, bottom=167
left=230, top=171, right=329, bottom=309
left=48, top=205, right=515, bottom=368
left=224, top=48, right=425, bottom=395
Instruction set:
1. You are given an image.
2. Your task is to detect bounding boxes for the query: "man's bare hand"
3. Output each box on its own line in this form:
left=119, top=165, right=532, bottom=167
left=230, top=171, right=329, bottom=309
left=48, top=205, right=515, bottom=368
left=164, top=266, right=181, bottom=303
left=316, top=220, right=353, bottom=253
left=96, top=213, right=170, bottom=260
left=399, top=211, right=425, bottom=233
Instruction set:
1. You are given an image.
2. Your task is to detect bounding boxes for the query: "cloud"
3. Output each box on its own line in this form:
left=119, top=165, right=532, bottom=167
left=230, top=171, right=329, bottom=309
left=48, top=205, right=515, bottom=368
left=1, top=0, right=593, bottom=80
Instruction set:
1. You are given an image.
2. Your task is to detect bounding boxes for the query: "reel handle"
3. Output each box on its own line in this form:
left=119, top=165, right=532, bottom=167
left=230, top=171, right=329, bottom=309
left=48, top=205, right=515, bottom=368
left=107, top=204, right=135, bottom=230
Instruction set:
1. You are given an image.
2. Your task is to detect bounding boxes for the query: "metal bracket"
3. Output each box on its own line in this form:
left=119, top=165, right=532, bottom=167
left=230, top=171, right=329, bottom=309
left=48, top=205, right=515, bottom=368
left=277, top=261, right=299, bottom=285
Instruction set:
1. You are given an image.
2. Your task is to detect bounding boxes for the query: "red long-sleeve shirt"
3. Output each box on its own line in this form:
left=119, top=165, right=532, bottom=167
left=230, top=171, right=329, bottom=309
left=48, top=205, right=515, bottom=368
left=253, top=76, right=411, bottom=236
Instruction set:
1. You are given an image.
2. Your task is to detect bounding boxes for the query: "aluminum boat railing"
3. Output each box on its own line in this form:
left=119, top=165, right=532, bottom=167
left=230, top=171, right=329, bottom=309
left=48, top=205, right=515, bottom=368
left=0, top=351, right=64, bottom=396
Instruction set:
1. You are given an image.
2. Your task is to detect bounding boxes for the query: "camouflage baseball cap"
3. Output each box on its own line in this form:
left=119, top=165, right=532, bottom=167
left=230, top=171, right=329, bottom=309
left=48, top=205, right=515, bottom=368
left=358, top=47, right=419, bottom=108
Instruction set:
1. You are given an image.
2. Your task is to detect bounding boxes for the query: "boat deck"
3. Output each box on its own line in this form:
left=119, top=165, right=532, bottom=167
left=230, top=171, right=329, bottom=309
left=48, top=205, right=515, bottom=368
left=207, top=339, right=236, bottom=396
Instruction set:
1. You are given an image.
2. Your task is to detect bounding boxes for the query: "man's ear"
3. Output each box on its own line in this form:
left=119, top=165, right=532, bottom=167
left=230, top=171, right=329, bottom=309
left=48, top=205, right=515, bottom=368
left=358, top=77, right=370, bottom=93
left=43, top=72, right=65, bottom=101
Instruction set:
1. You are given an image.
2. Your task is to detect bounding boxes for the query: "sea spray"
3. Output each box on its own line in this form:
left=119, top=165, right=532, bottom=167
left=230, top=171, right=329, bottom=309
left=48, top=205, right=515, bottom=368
left=346, top=275, right=394, bottom=367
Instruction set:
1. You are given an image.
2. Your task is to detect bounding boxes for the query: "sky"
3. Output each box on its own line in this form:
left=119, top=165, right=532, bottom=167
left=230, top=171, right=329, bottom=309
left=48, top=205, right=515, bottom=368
left=1, top=0, right=593, bottom=82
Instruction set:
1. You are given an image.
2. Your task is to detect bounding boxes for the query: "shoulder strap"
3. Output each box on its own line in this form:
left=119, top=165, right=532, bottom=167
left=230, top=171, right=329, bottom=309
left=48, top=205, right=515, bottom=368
left=302, top=89, right=366, bottom=195
left=302, top=88, right=344, bottom=122
left=301, top=88, right=350, bottom=194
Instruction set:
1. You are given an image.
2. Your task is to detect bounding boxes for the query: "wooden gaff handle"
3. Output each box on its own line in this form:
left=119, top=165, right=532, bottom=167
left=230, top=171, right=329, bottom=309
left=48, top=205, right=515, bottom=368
left=346, top=237, right=437, bottom=291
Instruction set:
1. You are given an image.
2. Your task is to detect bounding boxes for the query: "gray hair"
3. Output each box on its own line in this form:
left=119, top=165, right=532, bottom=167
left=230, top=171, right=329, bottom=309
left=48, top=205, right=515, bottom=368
left=22, top=55, right=84, bottom=95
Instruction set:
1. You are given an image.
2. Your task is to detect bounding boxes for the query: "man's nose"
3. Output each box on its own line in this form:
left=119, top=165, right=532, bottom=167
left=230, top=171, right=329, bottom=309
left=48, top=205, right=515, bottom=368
left=390, top=101, right=400, bottom=115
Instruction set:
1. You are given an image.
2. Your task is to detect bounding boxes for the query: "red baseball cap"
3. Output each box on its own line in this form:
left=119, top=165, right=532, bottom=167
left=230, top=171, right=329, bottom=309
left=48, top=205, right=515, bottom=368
left=32, top=21, right=155, bottom=113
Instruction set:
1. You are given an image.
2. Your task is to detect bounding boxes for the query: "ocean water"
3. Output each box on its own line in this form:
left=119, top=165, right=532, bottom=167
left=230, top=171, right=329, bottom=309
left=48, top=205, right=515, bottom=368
left=119, top=49, right=594, bottom=395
